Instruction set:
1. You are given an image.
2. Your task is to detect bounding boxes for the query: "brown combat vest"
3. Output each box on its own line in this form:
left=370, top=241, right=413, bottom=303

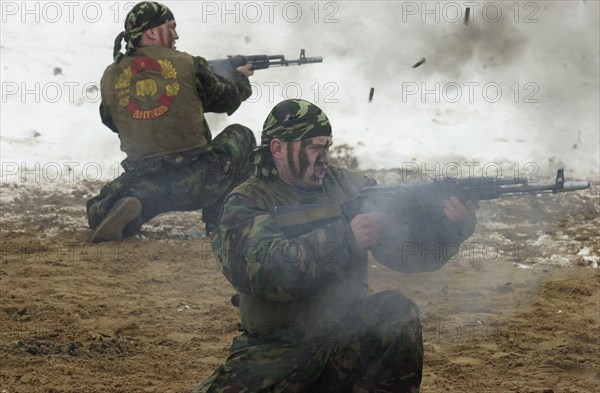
left=100, top=46, right=207, bottom=161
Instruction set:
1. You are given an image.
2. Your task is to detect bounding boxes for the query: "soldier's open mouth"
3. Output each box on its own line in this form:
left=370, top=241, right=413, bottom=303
left=315, top=163, right=328, bottom=178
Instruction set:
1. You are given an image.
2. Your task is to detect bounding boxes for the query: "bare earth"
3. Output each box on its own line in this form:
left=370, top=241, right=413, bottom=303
left=0, top=179, right=598, bottom=393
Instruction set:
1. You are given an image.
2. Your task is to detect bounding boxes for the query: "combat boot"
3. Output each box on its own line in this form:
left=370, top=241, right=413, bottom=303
left=91, top=197, right=142, bottom=243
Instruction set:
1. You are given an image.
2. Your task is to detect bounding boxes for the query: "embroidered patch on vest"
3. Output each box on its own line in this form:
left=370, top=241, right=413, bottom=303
left=115, top=57, right=180, bottom=120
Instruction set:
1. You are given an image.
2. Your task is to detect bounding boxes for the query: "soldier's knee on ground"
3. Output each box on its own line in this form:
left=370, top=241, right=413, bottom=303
left=366, top=290, right=420, bottom=322
left=362, top=290, right=422, bottom=345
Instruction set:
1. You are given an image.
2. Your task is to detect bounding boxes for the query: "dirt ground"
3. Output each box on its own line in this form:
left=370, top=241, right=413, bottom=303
left=0, top=178, right=598, bottom=393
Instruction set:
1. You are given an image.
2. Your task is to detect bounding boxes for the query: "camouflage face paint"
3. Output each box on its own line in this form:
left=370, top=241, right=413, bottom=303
left=286, top=141, right=299, bottom=179
left=298, top=139, right=312, bottom=179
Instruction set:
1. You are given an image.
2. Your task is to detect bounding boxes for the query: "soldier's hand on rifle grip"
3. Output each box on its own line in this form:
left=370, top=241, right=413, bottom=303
left=350, top=212, right=383, bottom=250
left=236, top=63, right=254, bottom=77
left=443, top=197, right=478, bottom=222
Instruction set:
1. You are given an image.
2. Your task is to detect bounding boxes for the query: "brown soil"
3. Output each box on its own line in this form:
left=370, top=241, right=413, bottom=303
left=0, top=180, right=598, bottom=393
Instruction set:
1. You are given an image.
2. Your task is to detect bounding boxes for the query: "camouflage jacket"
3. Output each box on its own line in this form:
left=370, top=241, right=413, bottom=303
left=213, top=166, right=476, bottom=341
left=100, top=45, right=252, bottom=161
left=213, top=166, right=373, bottom=341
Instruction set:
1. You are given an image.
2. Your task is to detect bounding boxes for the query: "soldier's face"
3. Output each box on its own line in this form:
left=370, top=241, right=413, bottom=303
left=156, top=20, right=178, bottom=49
left=273, top=136, right=332, bottom=189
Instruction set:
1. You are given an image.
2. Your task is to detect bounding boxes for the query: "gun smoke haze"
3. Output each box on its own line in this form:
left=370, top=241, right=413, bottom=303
left=0, top=1, right=597, bottom=273
left=1, top=1, right=598, bottom=179
left=0, top=5, right=598, bottom=384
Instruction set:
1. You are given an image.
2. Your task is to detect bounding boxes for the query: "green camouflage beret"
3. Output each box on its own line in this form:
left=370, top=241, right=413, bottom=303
left=113, top=2, right=175, bottom=62
left=260, top=99, right=332, bottom=144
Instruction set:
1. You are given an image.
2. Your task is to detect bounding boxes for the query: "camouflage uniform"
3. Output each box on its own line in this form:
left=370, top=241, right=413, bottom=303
left=86, top=124, right=255, bottom=237
left=193, top=100, right=475, bottom=392
left=86, top=2, right=255, bottom=238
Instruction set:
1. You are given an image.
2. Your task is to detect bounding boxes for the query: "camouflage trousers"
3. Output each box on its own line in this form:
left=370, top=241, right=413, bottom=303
left=86, top=124, right=256, bottom=237
left=192, top=290, right=423, bottom=393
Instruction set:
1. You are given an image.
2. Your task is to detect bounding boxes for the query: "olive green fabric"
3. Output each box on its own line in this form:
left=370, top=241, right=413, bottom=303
left=100, top=45, right=251, bottom=161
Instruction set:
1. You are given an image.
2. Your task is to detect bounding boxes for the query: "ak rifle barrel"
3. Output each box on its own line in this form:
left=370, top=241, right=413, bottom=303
left=498, top=180, right=590, bottom=196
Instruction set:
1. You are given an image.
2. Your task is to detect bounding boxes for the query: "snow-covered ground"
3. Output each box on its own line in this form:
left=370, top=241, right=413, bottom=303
left=1, top=1, right=599, bottom=185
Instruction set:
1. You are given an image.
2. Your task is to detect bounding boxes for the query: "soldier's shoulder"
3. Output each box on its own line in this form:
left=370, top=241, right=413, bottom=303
left=139, top=46, right=195, bottom=63
left=230, top=176, right=273, bottom=200
left=100, top=61, right=121, bottom=85
left=101, top=57, right=122, bottom=74
left=171, top=48, right=196, bottom=62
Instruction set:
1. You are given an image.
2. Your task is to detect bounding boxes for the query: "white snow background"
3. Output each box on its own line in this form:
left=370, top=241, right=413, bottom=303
left=1, top=0, right=599, bottom=183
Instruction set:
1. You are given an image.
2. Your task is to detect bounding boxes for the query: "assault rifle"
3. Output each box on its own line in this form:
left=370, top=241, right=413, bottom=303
left=208, top=49, right=323, bottom=79
left=274, top=169, right=591, bottom=238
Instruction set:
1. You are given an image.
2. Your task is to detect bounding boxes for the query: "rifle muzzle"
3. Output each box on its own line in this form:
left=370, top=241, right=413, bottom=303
left=303, top=57, right=323, bottom=64
left=563, top=181, right=591, bottom=191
